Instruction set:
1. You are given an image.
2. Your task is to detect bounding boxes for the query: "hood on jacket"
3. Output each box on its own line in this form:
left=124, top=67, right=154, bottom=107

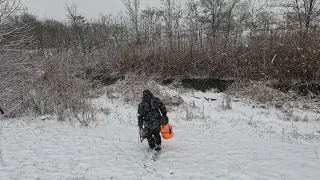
left=142, top=89, right=154, bottom=102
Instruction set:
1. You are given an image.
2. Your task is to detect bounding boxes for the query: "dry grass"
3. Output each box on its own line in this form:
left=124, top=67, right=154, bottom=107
left=11, top=52, right=97, bottom=126
left=227, top=80, right=293, bottom=107
left=221, top=93, right=232, bottom=110
left=0, top=52, right=40, bottom=117
left=227, top=79, right=320, bottom=124
left=105, top=73, right=184, bottom=107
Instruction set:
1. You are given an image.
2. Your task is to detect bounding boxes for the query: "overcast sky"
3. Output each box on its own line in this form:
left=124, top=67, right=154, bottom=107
left=22, top=0, right=162, bottom=21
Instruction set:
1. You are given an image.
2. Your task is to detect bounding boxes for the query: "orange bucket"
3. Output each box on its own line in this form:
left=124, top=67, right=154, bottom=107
left=161, top=124, right=174, bottom=140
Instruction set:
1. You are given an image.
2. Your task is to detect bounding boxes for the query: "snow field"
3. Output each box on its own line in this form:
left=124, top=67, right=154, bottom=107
left=0, top=88, right=320, bottom=180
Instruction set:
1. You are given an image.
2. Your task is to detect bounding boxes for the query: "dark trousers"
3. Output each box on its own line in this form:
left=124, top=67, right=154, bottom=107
left=145, top=127, right=161, bottom=148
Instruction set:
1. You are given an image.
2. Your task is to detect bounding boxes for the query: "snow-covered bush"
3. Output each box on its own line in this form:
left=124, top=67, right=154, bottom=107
left=0, top=1, right=36, bottom=117
left=227, top=81, right=289, bottom=107
left=27, top=53, right=97, bottom=126
left=221, top=93, right=232, bottom=110
left=105, top=73, right=184, bottom=107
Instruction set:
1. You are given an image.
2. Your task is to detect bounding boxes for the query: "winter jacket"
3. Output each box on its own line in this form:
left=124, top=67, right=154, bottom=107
left=138, top=90, right=167, bottom=129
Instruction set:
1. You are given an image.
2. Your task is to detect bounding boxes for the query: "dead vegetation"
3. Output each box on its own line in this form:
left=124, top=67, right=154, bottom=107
left=1, top=0, right=320, bottom=122
left=105, top=73, right=184, bottom=107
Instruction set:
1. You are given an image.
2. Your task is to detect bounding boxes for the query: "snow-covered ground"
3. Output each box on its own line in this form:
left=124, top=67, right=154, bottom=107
left=1, top=86, right=320, bottom=180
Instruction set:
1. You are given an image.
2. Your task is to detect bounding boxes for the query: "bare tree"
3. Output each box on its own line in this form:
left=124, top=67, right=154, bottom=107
left=256, top=10, right=275, bottom=30
left=66, top=3, right=87, bottom=55
left=185, top=0, right=201, bottom=61
left=199, top=0, right=226, bottom=37
left=141, top=6, right=163, bottom=44
left=303, top=0, right=320, bottom=28
left=0, top=0, right=21, bottom=24
left=246, top=0, right=267, bottom=32
left=122, top=0, right=140, bottom=44
left=0, top=0, right=34, bottom=51
left=0, top=0, right=38, bottom=116
left=160, top=0, right=183, bottom=49
left=284, top=0, right=320, bottom=29
left=186, top=0, right=201, bottom=42
left=225, top=0, right=241, bottom=41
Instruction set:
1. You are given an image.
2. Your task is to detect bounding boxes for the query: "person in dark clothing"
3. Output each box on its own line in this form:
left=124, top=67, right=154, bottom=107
left=0, top=107, right=4, bottom=115
left=138, top=90, right=167, bottom=150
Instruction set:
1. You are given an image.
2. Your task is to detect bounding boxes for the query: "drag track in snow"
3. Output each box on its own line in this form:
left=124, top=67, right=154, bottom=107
left=1, top=91, right=320, bottom=180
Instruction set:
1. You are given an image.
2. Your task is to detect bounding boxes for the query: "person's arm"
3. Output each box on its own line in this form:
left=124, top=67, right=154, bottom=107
left=0, top=107, right=4, bottom=115
left=156, top=98, right=167, bottom=116
left=138, top=104, right=144, bottom=128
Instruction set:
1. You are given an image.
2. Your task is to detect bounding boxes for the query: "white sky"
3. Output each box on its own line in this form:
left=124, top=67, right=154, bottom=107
left=22, top=0, right=162, bottom=21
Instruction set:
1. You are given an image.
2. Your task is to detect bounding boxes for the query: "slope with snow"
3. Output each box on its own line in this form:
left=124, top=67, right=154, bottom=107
left=0, top=88, right=319, bottom=180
